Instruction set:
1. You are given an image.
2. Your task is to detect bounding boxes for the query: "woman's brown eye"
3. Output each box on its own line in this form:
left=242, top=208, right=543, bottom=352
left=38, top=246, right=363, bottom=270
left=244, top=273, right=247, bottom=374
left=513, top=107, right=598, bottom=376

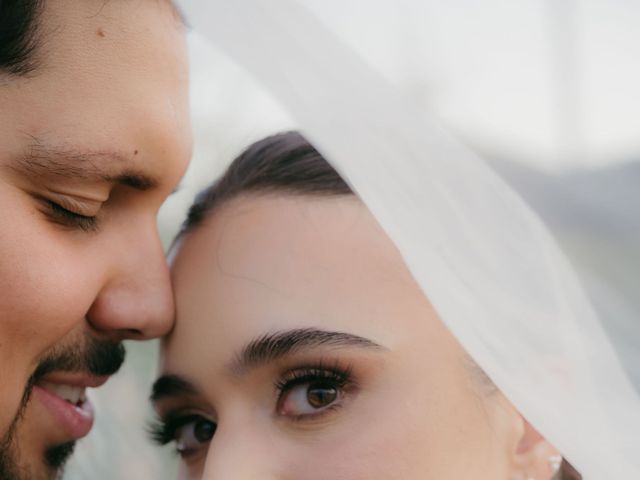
left=193, top=418, right=216, bottom=443
left=175, top=417, right=216, bottom=456
left=278, top=381, right=342, bottom=417
left=307, top=384, right=337, bottom=408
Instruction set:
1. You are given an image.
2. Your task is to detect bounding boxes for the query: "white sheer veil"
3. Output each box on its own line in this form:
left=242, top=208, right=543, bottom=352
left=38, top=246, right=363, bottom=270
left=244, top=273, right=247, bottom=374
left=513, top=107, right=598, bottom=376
left=178, top=1, right=640, bottom=477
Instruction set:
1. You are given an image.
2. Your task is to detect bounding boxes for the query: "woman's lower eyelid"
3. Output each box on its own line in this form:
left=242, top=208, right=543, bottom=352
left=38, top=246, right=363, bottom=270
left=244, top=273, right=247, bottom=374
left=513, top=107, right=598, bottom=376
left=286, top=402, right=345, bottom=422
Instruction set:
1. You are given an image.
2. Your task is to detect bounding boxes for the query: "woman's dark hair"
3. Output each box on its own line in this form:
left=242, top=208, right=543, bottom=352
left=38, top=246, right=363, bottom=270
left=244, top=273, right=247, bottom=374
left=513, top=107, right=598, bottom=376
left=180, top=131, right=352, bottom=236
left=0, top=0, right=43, bottom=75
left=182, top=130, right=581, bottom=480
left=560, top=461, right=582, bottom=480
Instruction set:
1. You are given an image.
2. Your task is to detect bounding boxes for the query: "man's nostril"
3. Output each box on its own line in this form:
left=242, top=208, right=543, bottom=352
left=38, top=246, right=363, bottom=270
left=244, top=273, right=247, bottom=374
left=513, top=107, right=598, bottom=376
left=123, top=328, right=144, bottom=338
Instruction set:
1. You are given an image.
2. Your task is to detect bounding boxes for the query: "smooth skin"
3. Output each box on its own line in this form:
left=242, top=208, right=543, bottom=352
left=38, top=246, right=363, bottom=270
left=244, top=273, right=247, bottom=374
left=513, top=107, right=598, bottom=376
left=0, top=0, right=191, bottom=475
left=157, top=194, right=559, bottom=479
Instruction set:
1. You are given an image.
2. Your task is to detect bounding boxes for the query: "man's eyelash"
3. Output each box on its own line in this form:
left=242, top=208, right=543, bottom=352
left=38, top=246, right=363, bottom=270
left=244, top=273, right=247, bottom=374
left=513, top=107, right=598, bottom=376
left=46, top=200, right=99, bottom=232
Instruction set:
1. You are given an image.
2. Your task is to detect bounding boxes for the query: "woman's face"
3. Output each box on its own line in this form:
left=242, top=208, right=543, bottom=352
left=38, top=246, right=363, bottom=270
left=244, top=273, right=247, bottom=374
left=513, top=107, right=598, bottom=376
left=156, top=194, right=548, bottom=479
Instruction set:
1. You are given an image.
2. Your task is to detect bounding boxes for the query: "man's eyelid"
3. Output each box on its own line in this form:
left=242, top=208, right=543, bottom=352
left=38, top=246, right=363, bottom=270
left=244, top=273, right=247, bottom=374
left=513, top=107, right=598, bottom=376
left=46, top=193, right=103, bottom=216
left=45, top=181, right=110, bottom=200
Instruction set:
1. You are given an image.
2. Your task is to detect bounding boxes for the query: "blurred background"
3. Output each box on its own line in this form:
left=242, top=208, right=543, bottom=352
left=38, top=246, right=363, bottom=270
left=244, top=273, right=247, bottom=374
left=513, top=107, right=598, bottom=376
left=66, top=1, right=639, bottom=477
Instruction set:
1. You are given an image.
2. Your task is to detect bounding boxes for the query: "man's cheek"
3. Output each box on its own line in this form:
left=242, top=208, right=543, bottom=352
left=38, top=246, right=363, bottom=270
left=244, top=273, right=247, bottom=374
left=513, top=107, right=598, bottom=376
left=2, top=241, right=101, bottom=346
left=0, top=249, right=98, bottom=436
left=0, top=262, right=74, bottom=359
left=0, top=374, right=24, bottom=440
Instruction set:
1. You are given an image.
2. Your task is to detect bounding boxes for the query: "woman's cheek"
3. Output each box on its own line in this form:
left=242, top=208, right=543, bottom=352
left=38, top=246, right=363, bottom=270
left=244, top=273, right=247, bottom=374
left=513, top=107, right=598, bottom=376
left=285, top=423, right=422, bottom=480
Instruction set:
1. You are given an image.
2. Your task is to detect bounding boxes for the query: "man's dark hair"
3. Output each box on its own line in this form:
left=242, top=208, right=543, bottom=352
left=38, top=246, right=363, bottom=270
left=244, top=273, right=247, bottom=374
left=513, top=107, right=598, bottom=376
left=0, top=0, right=43, bottom=75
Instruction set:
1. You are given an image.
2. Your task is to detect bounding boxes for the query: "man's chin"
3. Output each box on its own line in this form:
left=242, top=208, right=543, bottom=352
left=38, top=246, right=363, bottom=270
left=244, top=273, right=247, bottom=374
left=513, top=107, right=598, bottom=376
left=0, top=438, right=75, bottom=480
left=0, top=448, right=19, bottom=480
left=0, top=336, right=124, bottom=480
left=45, top=441, right=76, bottom=475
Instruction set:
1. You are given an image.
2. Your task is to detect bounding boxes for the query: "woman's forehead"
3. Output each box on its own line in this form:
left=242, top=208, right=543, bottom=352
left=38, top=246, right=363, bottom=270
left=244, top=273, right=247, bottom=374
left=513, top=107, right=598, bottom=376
left=171, top=194, right=413, bottom=295
left=164, top=194, right=450, bottom=372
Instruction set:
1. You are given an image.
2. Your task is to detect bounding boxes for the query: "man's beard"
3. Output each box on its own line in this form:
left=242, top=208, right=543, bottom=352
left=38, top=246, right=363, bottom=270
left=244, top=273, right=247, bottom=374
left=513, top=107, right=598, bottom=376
left=0, top=335, right=125, bottom=480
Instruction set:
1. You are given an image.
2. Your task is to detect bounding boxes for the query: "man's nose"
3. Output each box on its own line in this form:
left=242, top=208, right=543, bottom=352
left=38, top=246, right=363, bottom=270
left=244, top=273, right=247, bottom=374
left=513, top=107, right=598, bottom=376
left=87, top=223, right=174, bottom=340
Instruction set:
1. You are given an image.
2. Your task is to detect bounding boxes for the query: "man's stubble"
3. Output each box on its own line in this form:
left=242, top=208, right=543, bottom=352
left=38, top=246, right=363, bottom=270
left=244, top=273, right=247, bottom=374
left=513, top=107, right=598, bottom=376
left=0, top=337, right=125, bottom=480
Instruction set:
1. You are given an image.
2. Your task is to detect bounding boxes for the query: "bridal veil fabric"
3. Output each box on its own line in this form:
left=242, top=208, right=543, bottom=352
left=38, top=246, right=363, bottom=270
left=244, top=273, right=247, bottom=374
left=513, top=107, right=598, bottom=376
left=178, top=1, right=640, bottom=477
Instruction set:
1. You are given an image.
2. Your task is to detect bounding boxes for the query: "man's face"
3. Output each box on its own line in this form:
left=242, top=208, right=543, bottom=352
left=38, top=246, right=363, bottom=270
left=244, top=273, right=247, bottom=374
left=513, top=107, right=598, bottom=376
left=0, top=0, right=191, bottom=477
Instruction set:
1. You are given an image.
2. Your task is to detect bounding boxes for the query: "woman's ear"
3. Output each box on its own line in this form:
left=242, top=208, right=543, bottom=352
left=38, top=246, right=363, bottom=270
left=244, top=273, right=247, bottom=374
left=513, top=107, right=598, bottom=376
left=492, top=394, right=563, bottom=480
left=510, top=418, right=562, bottom=480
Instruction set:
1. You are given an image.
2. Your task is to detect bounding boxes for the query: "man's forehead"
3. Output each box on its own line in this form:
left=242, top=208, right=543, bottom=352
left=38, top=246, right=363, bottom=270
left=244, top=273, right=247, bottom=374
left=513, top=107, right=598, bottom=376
left=85, top=0, right=186, bottom=25
left=0, top=0, right=186, bottom=80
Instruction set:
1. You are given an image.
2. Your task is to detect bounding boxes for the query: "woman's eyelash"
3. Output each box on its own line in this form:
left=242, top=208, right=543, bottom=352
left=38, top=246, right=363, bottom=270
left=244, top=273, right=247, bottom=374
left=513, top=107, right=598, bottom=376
left=148, top=413, right=203, bottom=447
left=149, top=364, right=356, bottom=449
left=274, top=362, right=354, bottom=394
left=46, top=200, right=99, bottom=232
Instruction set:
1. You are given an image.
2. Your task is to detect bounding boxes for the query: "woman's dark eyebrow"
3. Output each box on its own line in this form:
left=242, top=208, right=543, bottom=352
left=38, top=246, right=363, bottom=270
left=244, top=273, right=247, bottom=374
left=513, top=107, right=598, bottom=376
left=229, top=328, right=385, bottom=375
left=150, top=374, right=200, bottom=404
left=10, top=142, right=158, bottom=191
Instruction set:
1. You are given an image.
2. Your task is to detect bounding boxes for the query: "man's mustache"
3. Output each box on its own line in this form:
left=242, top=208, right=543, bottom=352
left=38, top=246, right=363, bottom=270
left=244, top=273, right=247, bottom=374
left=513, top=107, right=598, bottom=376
left=15, top=336, right=126, bottom=417
left=0, top=337, right=126, bottom=477
left=31, top=336, right=126, bottom=384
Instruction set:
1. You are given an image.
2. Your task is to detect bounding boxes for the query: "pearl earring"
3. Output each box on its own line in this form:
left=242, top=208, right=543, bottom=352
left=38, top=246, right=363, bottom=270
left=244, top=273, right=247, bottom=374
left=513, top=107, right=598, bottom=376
left=548, top=455, right=563, bottom=475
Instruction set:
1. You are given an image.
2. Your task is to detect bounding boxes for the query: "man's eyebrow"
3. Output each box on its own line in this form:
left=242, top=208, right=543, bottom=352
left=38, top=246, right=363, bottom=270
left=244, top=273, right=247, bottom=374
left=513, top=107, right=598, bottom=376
left=150, top=374, right=200, bottom=404
left=12, top=142, right=158, bottom=191
left=230, top=328, right=385, bottom=375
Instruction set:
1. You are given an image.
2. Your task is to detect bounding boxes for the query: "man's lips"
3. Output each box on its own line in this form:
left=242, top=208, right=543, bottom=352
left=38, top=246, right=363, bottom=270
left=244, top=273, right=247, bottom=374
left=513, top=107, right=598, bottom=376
left=37, top=372, right=110, bottom=389
left=32, top=373, right=110, bottom=440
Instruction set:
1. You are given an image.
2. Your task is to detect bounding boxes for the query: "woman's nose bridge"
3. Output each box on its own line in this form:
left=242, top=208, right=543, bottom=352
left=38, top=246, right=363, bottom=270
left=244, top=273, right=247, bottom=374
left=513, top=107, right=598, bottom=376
left=201, top=423, right=285, bottom=480
left=202, top=448, right=270, bottom=480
